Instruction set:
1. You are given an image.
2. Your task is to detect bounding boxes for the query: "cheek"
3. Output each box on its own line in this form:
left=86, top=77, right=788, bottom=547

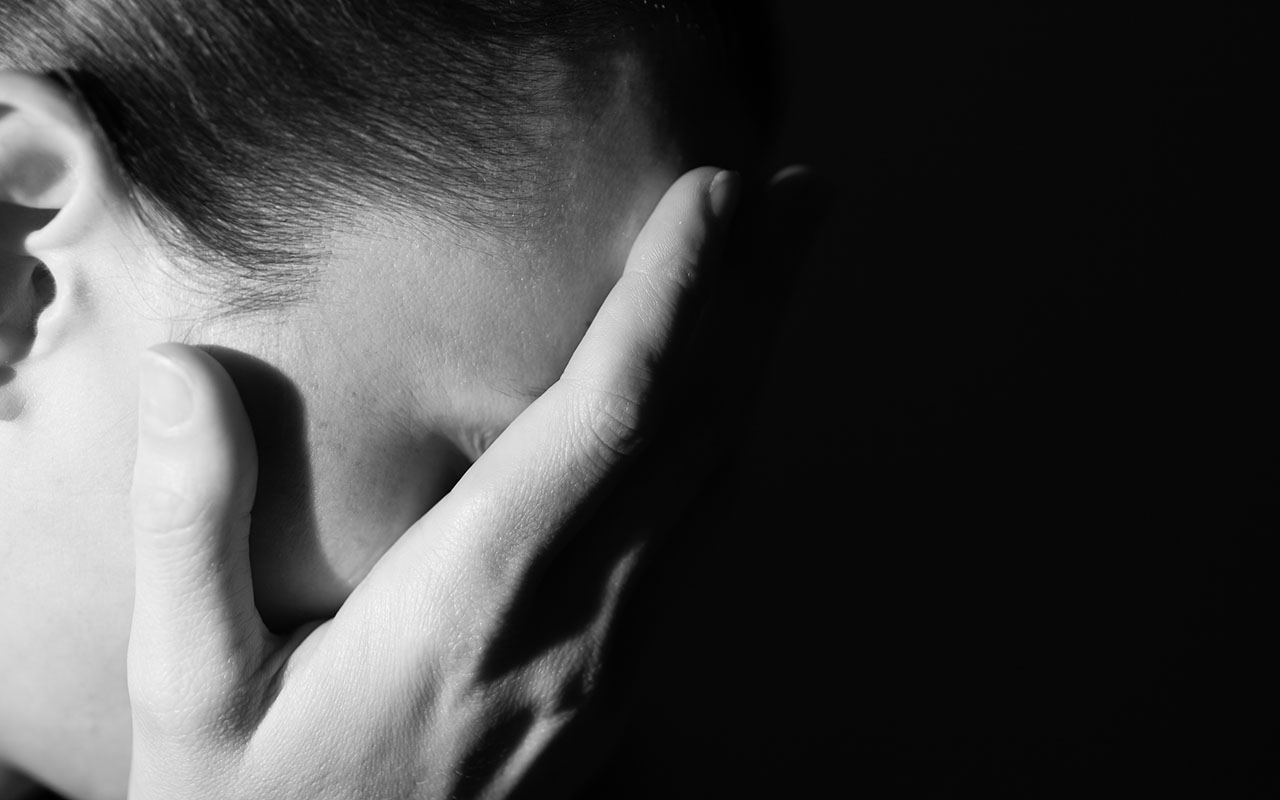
left=0, top=357, right=138, bottom=798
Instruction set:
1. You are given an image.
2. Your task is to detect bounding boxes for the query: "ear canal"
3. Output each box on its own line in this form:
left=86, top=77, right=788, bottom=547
left=0, top=258, right=56, bottom=366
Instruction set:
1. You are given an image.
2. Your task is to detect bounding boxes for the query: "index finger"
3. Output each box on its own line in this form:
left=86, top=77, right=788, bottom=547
left=383, top=167, right=741, bottom=617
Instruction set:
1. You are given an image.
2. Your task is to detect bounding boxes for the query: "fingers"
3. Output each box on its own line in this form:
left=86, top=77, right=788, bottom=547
left=494, top=166, right=839, bottom=666
left=590, top=164, right=835, bottom=516
left=506, top=164, right=839, bottom=667
left=410, top=167, right=741, bottom=609
left=558, top=167, right=740, bottom=402
left=128, top=343, right=268, bottom=719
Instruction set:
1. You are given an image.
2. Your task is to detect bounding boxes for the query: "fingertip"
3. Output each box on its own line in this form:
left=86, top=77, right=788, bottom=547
left=707, top=169, right=743, bottom=225
left=132, top=342, right=258, bottom=528
left=768, top=163, right=816, bottom=187
left=138, top=344, right=254, bottom=443
left=767, top=164, right=837, bottom=215
left=138, top=350, right=195, bottom=435
left=143, top=342, right=237, bottom=400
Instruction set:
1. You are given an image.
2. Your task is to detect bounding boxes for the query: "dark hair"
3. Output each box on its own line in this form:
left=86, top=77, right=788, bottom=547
left=1, top=0, right=774, bottom=310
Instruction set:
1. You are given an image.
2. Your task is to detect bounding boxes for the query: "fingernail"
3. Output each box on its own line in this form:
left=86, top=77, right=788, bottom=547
left=140, top=352, right=193, bottom=432
left=707, top=170, right=742, bottom=223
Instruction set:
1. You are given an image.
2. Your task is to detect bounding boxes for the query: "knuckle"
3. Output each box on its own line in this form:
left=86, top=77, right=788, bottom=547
left=527, top=642, right=605, bottom=715
left=631, top=257, right=694, bottom=328
left=658, top=246, right=703, bottom=296
left=128, top=651, right=257, bottom=740
left=128, top=661, right=216, bottom=733
left=436, top=599, right=498, bottom=675
left=570, top=383, right=650, bottom=474
left=131, top=481, right=213, bottom=535
left=642, top=223, right=707, bottom=292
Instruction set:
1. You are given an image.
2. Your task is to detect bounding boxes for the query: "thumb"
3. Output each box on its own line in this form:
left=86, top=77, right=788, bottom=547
left=128, top=343, right=267, bottom=721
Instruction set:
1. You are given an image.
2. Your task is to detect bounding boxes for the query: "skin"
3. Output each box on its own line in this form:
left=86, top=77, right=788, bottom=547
left=0, top=61, right=686, bottom=800
left=126, top=168, right=742, bottom=799
left=122, top=164, right=824, bottom=800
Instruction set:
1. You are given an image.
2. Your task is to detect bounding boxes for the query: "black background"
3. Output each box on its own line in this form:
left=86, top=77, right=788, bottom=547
left=588, top=4, right=1276, bottom=798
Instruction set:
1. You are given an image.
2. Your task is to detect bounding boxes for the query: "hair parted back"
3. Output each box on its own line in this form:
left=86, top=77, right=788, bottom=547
left=1, top=0, right=774, bottom=310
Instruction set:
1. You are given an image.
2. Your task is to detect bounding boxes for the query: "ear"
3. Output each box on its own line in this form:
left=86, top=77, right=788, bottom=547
left=1, top=70, right=124, bottom=365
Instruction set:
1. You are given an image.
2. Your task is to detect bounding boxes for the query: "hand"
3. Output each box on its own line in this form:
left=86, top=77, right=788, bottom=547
left=125, top=167, right=742, bottom=800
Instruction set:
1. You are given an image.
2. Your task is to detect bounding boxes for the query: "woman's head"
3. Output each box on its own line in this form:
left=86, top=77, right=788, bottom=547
left=0, top=2, right=771, bottom=797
